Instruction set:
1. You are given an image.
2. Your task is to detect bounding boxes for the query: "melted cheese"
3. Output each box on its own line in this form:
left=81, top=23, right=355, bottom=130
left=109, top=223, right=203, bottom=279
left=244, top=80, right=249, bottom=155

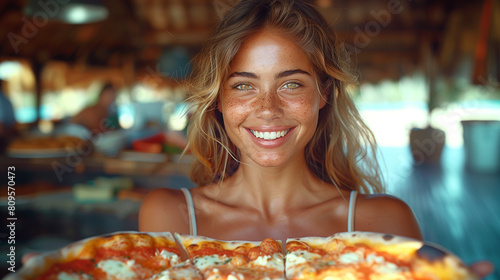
left=97, top=259, right=137, bottom=279
left=252, top=253, right=284, bottom=271
left=57, top=272, right=91, bottom=280
left=193, top=255, right=231, bottom=271
left=338, top=252, right=362, bottom=264
left=286, top=247, right=411, bottom=279
left=159, top=250, right=180, bottom=265
left=366, top=253, right=384, bottom=264
left=339, top=251, right=407, bottom=274
left=286, top=250, right=322, bottom=267
left=149, top=263, right=200, bottom=280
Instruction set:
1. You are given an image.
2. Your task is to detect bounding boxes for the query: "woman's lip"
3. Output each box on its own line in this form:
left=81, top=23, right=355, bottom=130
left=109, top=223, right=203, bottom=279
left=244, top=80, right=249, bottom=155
left=245, top=126, right=293, bottom=132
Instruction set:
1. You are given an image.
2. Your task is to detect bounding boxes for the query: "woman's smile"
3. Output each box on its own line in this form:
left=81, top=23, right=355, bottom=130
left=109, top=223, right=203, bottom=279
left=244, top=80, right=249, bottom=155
left=249, top=128, right=291, bottom=140
left=245, top=127, right=295, bottom=149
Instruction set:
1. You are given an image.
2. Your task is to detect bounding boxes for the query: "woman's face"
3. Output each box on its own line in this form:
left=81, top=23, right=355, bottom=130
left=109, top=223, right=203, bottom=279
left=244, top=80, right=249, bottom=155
left=219, top=28, right=326, bottom=167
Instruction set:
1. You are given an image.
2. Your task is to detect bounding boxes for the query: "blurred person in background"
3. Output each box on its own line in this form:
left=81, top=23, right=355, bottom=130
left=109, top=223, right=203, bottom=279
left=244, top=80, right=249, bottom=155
left=71, top=82, right=120, bottom=135
left=0, top=78, right=16, bottom=153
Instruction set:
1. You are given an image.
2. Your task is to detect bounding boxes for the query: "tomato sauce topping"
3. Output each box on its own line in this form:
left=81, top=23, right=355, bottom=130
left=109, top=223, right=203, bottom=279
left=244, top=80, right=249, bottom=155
left=36, top=259, right=95, bottom=280
left=190, top=247, right=235, bottom=258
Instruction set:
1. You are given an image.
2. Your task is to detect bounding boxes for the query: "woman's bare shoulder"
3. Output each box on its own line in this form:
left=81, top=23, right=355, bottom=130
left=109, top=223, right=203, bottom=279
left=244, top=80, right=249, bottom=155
left=138, top=188, right=191, bottom=234
left=354, top=193, right=423, bottom=240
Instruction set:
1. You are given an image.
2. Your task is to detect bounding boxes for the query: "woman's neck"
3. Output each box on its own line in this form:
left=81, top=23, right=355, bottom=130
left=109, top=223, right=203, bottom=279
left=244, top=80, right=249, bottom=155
left=221, top=157, right=331, bottom=217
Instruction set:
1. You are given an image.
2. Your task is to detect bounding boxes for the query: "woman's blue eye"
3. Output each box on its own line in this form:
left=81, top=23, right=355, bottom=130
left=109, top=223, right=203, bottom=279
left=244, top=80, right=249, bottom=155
left=282, top=82, right=299, bottom=89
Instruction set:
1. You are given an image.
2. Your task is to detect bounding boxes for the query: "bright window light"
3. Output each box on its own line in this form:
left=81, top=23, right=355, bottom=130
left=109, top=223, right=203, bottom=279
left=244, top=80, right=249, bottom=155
left=0, top=61, right=22, bottom=80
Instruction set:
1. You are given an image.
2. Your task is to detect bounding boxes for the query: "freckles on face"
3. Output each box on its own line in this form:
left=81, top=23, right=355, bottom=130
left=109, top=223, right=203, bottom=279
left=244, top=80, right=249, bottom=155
left=219, top=28, right=324, bottom=166
left=220, top=96, right=250, bottom=120
left=289, top=96, right=321, bottom=119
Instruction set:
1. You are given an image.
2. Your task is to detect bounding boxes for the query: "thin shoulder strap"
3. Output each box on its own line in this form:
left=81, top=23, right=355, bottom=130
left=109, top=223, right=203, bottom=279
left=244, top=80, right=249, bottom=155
left=347, top=190, right=358, bottom=232
left=181, top=188, right=198, bottom=236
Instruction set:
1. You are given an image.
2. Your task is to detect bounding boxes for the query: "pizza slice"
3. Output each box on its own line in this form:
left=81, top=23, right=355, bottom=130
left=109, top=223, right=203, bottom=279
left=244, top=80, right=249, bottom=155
left=175, top=233, right=286, bottom=280
left=17, top=232, right=183, bottom=280
left=285, top=232, right=478, bottom=280
left=147, top=260, right=204, bottom=280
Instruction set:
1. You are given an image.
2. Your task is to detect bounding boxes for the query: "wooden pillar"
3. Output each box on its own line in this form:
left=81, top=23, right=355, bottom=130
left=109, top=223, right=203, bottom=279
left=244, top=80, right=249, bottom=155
left=32, top=59, right=43, bottom=126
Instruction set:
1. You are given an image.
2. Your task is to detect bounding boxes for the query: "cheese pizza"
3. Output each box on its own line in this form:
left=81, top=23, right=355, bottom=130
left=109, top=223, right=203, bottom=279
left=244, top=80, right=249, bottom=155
left=285, top=232, right=477, bottom=280
left=8, top=232, right=193, bottom=280
left=7, top=232, right=477, bottom=280
left=175, top=233, right=285, bottom=280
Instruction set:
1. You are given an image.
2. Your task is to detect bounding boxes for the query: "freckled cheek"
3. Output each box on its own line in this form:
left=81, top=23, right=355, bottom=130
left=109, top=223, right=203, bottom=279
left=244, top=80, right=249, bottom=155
left=287, top=97, right=321, bottom=121
left=221, top=97, right=252, bottom=124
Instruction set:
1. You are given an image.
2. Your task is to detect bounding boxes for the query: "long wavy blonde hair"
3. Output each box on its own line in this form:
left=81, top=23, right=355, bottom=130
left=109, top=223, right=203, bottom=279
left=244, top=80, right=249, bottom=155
left=184, top=0, right=384, bottom=194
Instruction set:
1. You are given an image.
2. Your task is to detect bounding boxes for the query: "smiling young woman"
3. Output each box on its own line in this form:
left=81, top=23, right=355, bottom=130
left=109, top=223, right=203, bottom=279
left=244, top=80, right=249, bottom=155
left=139, top=0, right=423, bottom=243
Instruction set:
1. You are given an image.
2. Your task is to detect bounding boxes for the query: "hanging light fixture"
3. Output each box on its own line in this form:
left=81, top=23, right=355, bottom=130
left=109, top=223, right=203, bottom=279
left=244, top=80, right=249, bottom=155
left=23, top=0, right=109, bottom=24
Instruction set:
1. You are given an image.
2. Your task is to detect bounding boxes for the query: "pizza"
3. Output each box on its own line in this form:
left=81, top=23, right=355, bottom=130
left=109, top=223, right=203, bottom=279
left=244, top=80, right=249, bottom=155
left=9, top=232, right=199, bottom=280
left=9, top=232, right=477, bottom=280
left=174, top=233, right=285, bottom=280
left=285, top=232, right=477, bottom=280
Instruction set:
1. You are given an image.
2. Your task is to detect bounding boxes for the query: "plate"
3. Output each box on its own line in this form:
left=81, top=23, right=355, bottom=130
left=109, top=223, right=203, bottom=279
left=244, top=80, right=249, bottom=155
left=6, top=134, right=89, bottom=158
left=6, top=147, right=69, bottom=158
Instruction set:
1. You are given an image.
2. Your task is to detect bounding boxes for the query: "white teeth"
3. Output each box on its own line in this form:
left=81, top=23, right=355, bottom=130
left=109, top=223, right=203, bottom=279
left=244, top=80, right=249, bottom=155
left=251, top=129, right=290, bottom=140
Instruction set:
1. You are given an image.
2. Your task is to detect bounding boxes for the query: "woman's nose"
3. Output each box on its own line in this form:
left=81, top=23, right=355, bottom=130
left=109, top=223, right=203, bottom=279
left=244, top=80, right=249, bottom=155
left=254, top=91, right=283, bottom=120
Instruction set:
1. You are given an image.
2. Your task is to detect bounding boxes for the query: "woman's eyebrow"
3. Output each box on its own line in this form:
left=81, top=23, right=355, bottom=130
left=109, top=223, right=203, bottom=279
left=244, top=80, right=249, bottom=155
left=228, top=69, right=311, bottom=80
left=275, top=69, right=311, bottom=79
left=228, top=71, right=258, bottom=79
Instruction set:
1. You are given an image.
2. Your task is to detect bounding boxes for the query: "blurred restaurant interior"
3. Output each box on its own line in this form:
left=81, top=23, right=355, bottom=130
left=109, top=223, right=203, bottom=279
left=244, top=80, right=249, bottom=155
left=0, top=0, right=499, bottom=278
